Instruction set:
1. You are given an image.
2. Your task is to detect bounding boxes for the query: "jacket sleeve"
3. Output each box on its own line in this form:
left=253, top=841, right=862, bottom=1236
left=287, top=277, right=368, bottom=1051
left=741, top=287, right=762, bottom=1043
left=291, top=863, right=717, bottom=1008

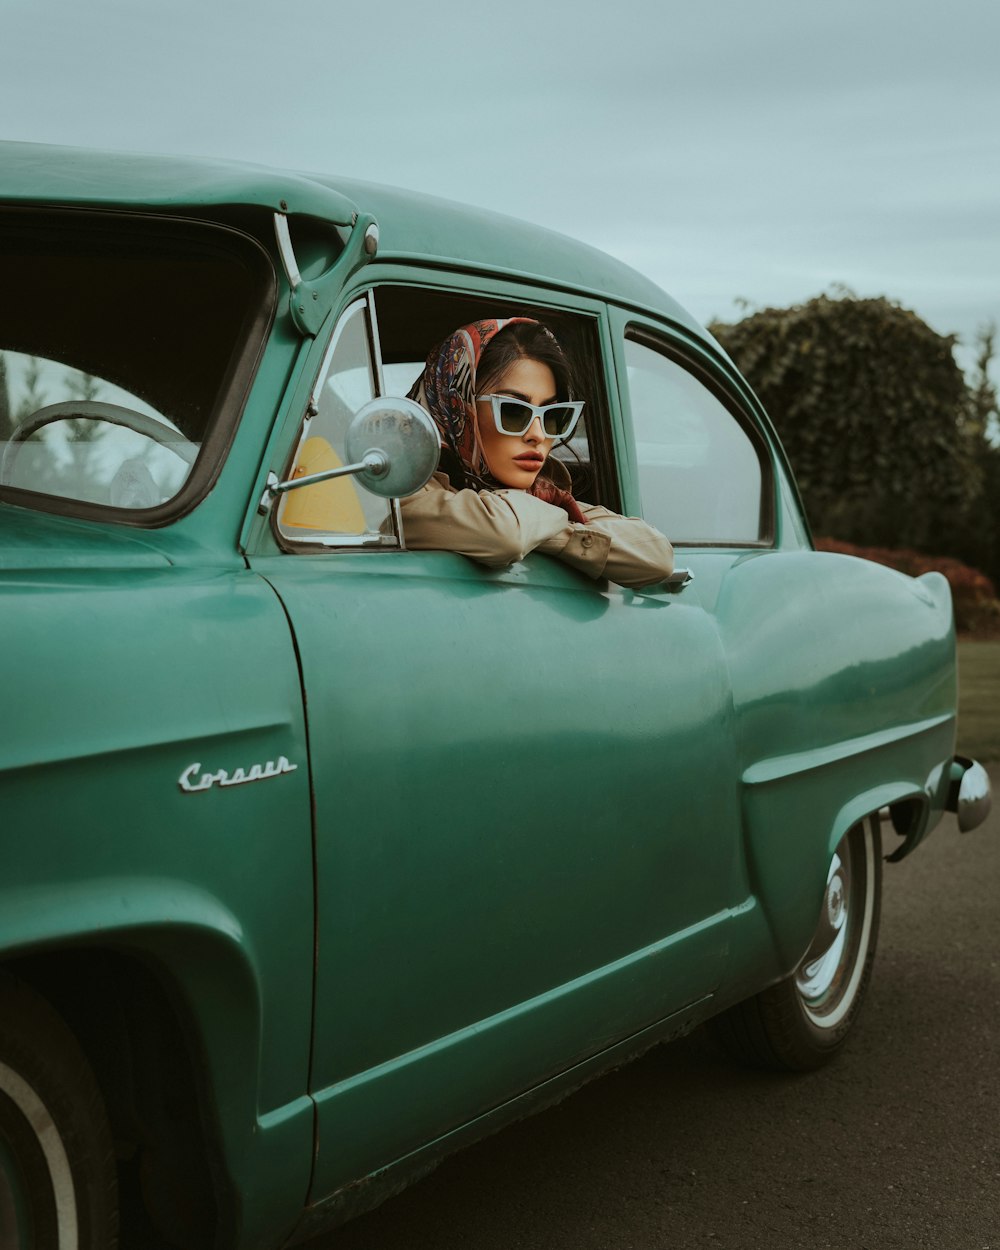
left=400, top=473, right=673, bottom=589
left=545, top=504, right=674, bottom=589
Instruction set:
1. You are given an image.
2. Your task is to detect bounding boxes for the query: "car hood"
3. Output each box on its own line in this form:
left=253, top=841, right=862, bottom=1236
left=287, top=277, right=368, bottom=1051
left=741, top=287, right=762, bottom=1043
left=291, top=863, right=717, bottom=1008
left=0, top=503, right=171, bottom=571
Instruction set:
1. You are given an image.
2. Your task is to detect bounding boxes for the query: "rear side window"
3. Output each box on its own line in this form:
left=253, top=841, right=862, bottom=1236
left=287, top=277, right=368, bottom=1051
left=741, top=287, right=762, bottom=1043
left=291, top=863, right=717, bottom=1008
left=624, top=333, right=768, bottom=544
left=0, top=210, right=273, bottom=524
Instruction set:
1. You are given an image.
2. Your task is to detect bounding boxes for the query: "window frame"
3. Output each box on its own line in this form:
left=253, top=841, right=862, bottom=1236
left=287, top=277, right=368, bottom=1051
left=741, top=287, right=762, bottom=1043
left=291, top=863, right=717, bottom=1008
left=622, top=321, right=776, bottom=549
left=369, top=276, right=621, bottom=513
left=274, top=290, right=403, bottom=552
left=270, top=272, right=623, bottom=555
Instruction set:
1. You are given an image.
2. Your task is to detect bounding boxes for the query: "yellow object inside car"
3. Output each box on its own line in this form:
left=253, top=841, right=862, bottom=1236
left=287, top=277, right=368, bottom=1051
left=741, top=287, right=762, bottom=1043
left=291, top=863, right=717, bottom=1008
left=281, top=436, right=367, bottom=533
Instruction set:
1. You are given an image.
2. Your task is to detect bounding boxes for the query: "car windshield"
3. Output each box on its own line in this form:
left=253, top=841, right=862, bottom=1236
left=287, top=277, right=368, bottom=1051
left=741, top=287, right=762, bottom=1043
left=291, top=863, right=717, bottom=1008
left=0, top=209, right=271, bottom=520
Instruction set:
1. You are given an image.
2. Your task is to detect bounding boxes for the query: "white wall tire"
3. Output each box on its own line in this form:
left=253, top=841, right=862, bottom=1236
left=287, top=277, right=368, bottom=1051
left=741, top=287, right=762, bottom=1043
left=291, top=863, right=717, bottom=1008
left=712, top=816, right=882, bottom=1070
left=0, top=974, right=118, bottom=1249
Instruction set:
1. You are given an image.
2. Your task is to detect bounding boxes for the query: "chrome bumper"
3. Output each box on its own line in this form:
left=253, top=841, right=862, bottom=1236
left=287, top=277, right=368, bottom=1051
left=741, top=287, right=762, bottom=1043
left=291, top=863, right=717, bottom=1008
left=946, top=756, right=992, bottom=833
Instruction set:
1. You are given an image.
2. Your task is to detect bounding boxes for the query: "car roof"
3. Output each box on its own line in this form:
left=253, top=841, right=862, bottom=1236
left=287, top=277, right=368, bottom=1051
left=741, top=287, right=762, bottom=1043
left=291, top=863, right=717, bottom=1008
left=0, top=141, right=704, bottom=336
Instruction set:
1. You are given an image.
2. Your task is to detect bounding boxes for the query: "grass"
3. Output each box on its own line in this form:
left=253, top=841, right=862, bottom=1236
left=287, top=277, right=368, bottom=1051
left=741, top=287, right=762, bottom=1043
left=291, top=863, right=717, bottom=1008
left=957, top=639, right=1000, bottom=763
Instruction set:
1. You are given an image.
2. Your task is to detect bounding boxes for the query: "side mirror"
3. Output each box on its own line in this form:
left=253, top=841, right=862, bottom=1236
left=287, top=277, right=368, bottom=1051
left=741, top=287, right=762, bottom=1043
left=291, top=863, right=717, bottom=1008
left=343, top=397, right=440, bottom=498
left=263, top=397, right=439, bottom=510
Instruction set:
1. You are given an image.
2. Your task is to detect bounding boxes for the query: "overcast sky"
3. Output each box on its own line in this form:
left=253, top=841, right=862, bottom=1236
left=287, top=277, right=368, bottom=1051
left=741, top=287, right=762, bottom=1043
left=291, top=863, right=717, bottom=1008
left=4, top=0, right=998, bottom=384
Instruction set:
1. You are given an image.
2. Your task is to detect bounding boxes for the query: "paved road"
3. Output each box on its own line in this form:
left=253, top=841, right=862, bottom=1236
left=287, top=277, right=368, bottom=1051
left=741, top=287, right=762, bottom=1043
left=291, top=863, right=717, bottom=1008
left=316, top=774, right=1000, bottom=1250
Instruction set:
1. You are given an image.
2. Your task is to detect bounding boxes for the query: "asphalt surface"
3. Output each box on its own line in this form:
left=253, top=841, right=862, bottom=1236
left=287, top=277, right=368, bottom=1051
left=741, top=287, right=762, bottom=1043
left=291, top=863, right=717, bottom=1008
left=315, top=772, right=1000, bottom=1250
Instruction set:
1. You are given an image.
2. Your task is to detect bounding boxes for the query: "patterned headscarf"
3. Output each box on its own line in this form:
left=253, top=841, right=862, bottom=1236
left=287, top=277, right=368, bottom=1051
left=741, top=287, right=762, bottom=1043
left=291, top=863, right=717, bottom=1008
left=409, top=317, right=588, bottom=523
left=408, top=317, right=537, bottom=492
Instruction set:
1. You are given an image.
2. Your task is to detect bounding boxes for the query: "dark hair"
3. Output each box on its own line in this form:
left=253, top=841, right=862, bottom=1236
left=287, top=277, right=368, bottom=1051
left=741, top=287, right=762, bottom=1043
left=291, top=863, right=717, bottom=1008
left=476, top=321, right=577, bottom=401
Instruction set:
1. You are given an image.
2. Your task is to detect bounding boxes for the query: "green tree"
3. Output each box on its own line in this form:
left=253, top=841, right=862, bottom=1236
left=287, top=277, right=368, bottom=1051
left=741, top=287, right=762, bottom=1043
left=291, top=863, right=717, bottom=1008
left=710, top=293, right=987, bottom=560
left=958, top=323, right=1000, bottom=585
left=966, top=321, right=998, bottom=442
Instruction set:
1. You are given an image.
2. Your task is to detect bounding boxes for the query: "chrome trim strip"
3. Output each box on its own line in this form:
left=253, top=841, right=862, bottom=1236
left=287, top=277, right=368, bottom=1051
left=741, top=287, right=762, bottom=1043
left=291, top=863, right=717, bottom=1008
left=366, top=288, right=386, bottom=398
left=365, top=288, right=407, bottom=545
left=389, top=494, right=405, bottom=549
left=277, top=532, right=398, bottom=550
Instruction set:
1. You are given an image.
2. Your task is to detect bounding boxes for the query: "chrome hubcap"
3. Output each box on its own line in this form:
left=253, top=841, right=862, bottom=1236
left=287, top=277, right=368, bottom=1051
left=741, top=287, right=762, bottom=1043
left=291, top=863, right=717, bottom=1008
left=793, top=822, right=876, bottom=1030
left=826, top=871, right=845, bottom=928
left=795, top=851, right=850, bottom=1008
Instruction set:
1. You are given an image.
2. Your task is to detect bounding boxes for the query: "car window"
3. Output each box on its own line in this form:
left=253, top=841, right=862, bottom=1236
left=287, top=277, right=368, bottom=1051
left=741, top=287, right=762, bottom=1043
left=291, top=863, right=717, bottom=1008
left=277, top=295, right=397, bottom=546
left=276, top=286, right=612, bottom=552
left=2, top=352, right=194, bottom=509
left=0, top=210, right=271, bottom=522
left=624, top=334, right=765, bottom=544
left=373, top=285, right=609, bottom=508
left=380, top=358, right=597, bottom=503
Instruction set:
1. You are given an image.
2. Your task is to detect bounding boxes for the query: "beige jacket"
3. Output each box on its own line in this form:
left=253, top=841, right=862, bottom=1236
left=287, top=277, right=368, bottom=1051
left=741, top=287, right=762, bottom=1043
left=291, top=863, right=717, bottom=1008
left=400, top=473, right=674, bottom=589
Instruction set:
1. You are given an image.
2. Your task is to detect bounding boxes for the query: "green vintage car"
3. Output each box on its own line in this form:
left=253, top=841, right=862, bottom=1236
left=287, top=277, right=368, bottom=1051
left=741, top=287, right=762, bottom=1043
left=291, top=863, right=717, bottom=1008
left=0, top=142, right=990, bottom=1250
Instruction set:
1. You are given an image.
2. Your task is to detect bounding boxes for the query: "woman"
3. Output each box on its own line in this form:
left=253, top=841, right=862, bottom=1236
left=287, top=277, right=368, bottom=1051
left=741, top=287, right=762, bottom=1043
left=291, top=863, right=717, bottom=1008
left=402, top=318, right=673, bottom=589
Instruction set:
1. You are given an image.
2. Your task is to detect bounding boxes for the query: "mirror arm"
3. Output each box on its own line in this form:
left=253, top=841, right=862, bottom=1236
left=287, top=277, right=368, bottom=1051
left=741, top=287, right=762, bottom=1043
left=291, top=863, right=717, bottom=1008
left=258, top=452, right=389, bottom=514
left=256, top=396, right=438, bottom=518
left=271, top=451, right=388, bottom=496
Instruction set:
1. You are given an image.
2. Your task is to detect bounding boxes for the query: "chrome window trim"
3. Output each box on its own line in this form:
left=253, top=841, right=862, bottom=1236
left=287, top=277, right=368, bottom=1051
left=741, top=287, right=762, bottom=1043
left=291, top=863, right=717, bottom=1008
left=275, top=531, right=399, bottom=551
left=309, top=296, right=369, bottom=412
left=278, top=294, right=402, bottom=552
left=366, top=289, right=407, bottom=546
left=366, top=289, right=386, bottom=396
left=273, top=212, right=303, bottom=292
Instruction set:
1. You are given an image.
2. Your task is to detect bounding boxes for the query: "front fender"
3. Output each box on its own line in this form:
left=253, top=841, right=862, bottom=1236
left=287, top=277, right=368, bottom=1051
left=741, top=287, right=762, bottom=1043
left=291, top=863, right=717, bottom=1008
left=0, top=877, right=313, bottom=1250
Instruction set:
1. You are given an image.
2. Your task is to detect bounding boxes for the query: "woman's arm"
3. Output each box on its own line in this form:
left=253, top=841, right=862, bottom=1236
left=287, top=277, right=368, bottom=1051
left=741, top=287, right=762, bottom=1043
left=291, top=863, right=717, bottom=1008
left=552, top=504, right=674, bottom=589
left=400, top=473, right=572, bottom=567
left=400, top=473, right=673, bottom=589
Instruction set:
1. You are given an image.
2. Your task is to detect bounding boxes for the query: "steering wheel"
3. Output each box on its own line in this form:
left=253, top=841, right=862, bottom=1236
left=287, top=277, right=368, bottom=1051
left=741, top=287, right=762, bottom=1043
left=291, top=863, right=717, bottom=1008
left=1, top=401, right=199, bottom=486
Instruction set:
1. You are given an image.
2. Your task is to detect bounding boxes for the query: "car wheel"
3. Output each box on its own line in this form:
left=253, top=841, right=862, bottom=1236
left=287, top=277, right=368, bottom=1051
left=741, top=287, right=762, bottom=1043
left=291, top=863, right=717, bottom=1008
left=712, top=815, right=882, bottom=1071
left=0, top=973, right=118, bottom=1249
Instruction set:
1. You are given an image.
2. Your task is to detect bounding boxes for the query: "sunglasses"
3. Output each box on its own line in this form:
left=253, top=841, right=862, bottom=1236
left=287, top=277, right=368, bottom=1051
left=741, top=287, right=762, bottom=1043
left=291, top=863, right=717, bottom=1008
left=477, top=394, right=584, bottom=441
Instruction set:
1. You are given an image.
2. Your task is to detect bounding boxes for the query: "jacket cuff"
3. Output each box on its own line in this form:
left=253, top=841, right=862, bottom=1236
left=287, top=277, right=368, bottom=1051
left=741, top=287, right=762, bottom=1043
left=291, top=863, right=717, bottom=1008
left=550, top=525, right=612, bottom=579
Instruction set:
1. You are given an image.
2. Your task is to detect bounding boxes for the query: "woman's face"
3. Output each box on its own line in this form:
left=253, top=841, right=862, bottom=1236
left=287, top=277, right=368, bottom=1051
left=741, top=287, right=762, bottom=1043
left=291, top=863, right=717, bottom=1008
left=475, top=357, right=556, bottom=489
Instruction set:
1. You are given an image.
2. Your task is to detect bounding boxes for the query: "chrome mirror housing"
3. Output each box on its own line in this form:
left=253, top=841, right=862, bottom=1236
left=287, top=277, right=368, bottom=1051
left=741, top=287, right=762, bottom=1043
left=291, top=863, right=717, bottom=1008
left=263, top=397, right=439, bottom=510
left=343, top=397, right=439, bottom=498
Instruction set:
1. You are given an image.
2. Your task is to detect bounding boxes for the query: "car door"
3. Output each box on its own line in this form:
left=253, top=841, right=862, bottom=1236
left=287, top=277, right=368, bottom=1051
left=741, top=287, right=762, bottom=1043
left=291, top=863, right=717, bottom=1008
left=248, top=278, right=745, bottom=1198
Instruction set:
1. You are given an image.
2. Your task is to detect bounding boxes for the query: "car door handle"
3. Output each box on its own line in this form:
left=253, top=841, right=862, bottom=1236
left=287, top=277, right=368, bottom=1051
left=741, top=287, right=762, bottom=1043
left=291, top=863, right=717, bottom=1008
left=663, top=567, right=694, bottom=591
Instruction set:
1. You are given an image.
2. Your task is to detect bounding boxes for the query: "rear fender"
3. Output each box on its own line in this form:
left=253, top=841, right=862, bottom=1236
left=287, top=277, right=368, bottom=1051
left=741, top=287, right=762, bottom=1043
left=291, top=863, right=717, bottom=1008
left=743, top=755, right=950, bottom=975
